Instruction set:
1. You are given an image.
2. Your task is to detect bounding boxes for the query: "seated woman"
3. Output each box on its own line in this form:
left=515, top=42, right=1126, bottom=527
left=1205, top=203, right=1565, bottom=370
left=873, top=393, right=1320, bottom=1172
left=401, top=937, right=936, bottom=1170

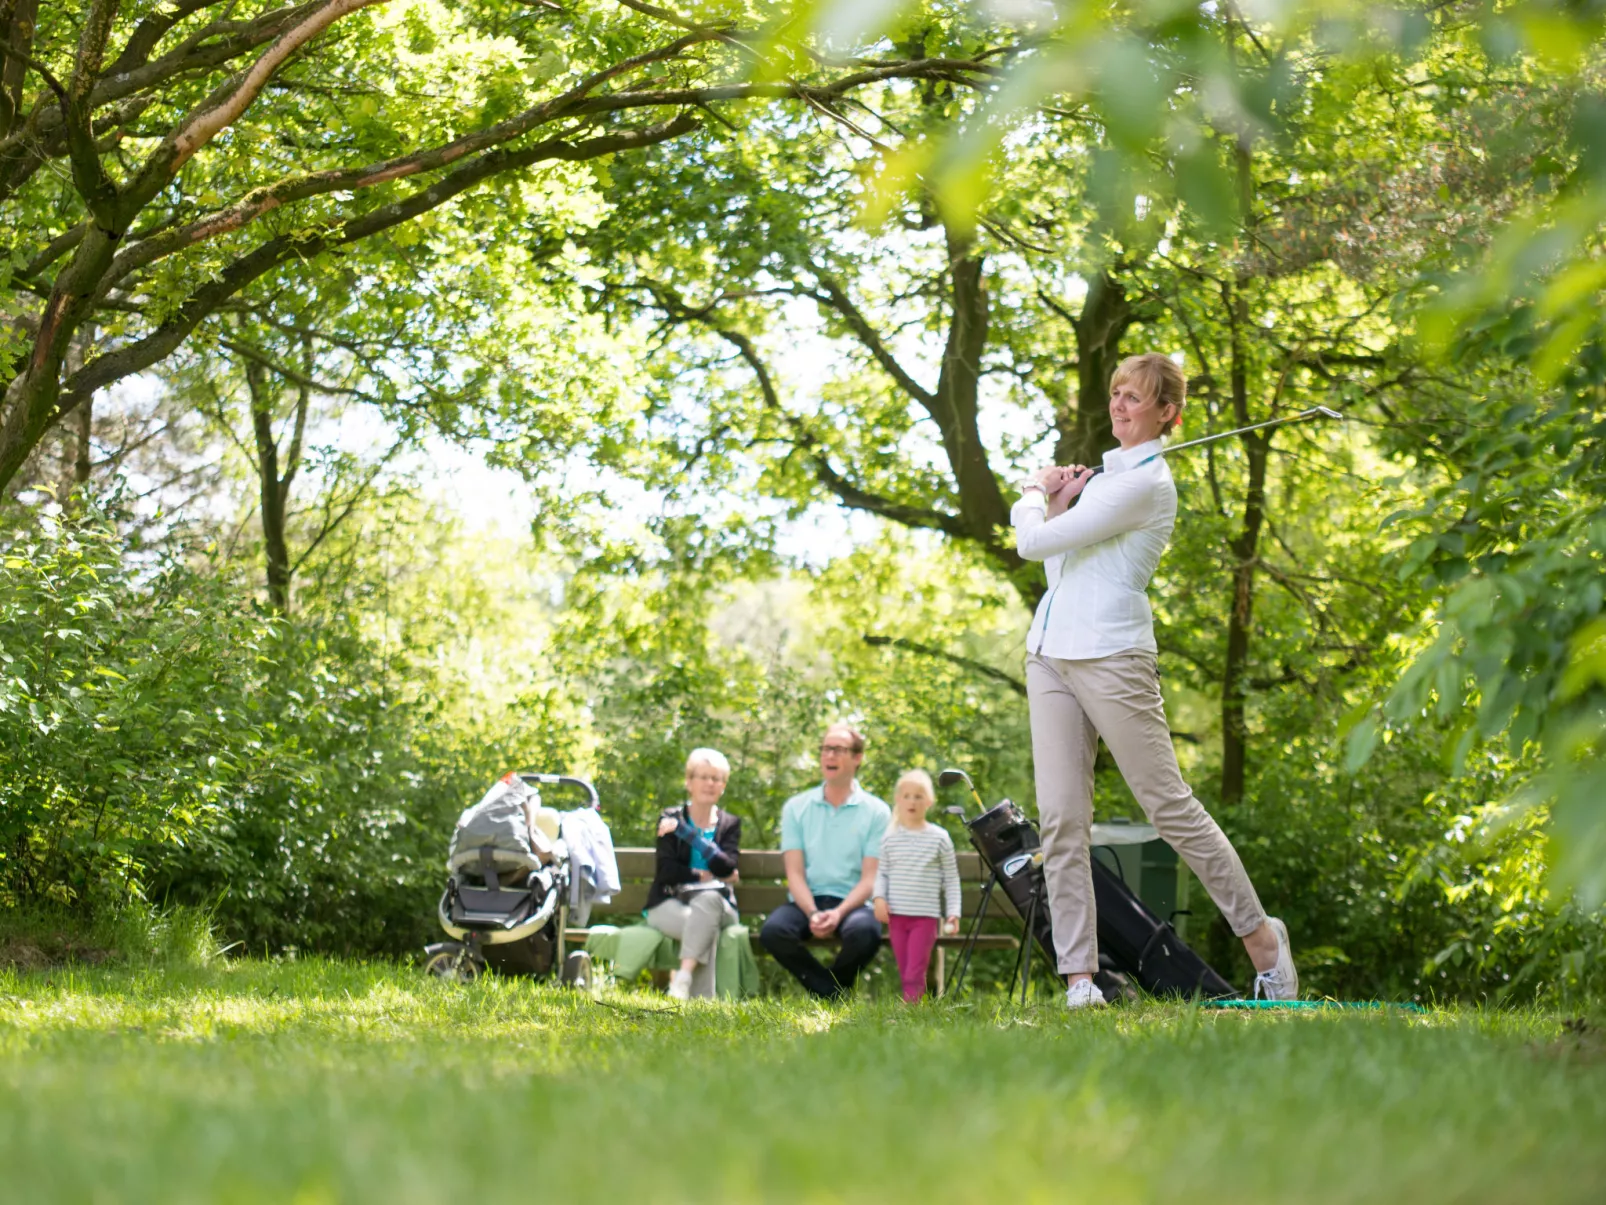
left=646, top=747, right=742, bottom=1000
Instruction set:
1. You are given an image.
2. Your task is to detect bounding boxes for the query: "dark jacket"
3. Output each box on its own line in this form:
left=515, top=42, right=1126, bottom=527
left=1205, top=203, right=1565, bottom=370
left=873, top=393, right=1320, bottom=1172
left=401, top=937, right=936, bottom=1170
left=646, top=804, right=742, bottom=911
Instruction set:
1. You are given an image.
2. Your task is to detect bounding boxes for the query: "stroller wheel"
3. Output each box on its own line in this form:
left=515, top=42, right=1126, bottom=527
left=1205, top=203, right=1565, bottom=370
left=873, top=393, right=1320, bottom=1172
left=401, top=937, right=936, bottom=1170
left=560, top=950, right=594, bottom=992
left=423, top=942, right=485, bottom=983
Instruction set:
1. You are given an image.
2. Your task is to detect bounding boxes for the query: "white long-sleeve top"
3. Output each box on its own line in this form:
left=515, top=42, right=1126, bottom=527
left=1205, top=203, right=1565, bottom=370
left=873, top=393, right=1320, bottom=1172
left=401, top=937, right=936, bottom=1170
left=1011, top=438, right=1176, bottom=659
left=874, top=823, right=962, bottom=920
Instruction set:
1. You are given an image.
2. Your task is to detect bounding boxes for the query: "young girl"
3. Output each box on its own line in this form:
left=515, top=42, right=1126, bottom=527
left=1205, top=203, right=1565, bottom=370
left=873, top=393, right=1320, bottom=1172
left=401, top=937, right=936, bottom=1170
left=873, top=769, right=962, bottom=1002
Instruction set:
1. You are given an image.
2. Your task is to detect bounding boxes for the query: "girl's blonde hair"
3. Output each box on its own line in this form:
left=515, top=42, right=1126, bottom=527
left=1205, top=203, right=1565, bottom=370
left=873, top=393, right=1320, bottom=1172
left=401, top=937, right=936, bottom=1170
left=889, top=768, right=936, bottom=830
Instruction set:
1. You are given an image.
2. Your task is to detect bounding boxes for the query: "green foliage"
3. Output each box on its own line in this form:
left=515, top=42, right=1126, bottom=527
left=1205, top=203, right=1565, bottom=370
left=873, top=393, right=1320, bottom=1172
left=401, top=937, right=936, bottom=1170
left=0, top=494, right=581, bottom=956
left=0, top=500, right=290, bottom=910
left=150, top=502, right=592, bottom=956
left=0, top=899, right=222, bottom=969
left=1353, top=295, right=1606, bottom=910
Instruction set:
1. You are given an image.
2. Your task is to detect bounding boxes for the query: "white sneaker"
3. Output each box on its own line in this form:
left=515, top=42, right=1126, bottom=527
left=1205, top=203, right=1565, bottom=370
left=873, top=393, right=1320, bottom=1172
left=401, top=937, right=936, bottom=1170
left=1064, top=978, right=1107, bottom=1010
left=1252, top=918, right=1299, bottom=1001
left=667, top=968, right=693, bottom=1001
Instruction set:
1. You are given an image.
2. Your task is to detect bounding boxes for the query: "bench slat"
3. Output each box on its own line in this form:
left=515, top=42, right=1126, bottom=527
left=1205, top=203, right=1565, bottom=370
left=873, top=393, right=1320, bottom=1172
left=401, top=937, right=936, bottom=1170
left=592, top=847, right=1017, bottom=920
left=609, top=846, right=992, bottom=881
left=583, top=883, right=1020, bottom=920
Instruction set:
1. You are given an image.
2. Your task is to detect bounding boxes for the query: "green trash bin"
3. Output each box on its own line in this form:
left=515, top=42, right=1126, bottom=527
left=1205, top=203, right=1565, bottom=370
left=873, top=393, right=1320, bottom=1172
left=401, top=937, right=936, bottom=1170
left=1090, top=819, right=1192, bottom=941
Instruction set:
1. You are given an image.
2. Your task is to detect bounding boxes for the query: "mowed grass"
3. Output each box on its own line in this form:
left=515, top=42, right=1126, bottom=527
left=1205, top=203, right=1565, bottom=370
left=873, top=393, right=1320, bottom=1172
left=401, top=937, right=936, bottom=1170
left=2, top=959, right=1603, bottom=1205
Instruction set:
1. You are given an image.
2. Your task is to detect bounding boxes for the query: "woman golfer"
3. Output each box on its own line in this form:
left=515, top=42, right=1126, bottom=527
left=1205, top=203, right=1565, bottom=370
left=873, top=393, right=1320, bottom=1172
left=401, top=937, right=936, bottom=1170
left=1014, top=352, right=1298, bottom=1009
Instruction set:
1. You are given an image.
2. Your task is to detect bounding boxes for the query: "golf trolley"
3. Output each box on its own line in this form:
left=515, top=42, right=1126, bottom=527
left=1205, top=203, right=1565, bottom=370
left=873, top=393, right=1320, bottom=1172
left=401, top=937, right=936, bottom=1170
left=938, top=767, right=1235, bottom=1004
left=422, top=771, right=598, bottom=989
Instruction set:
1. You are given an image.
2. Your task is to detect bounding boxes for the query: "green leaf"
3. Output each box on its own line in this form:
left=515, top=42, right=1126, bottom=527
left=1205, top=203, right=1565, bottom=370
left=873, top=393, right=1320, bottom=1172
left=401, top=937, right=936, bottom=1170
left=1344, top=714, right=1380, bottom=772
left=1531, top=309, right=1595, bottom=385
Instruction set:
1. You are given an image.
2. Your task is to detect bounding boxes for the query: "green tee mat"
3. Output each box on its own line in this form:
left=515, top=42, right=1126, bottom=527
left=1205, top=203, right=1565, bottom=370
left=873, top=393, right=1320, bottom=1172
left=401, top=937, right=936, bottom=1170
left=1209, top=999, right=1425, bottom=1012
left=583, top=923, right=761, bottom=999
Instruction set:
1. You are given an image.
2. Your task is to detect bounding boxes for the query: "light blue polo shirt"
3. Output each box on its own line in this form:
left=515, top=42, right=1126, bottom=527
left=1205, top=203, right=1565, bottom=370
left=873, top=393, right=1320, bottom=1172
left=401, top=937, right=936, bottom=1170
left=779, top=781, right=891, bottom=900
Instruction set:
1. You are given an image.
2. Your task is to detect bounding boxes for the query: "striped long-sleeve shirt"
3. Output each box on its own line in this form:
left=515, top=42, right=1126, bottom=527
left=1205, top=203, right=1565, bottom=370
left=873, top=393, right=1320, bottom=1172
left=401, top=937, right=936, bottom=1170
left=874, top=824, right=962, bottom=920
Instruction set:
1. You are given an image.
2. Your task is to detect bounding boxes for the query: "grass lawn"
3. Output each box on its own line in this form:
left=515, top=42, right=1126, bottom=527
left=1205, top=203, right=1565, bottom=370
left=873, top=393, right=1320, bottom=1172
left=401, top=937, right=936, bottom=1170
left=2, top=958, right=1602, bottom=1204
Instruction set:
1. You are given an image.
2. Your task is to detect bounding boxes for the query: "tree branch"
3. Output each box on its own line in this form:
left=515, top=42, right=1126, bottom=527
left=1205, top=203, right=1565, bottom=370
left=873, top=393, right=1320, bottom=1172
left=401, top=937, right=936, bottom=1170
left=713, top=325, right=966, bottom=537
left=133, top=0, right=387, bottom=203
left=291, top=439, right=404, bottom=573
left=0, top=0, right=43, bottom=138
left=103, top=0, right=234, bottom=79
left=63, top=0, right=121, bottom=220
left=219, top=336, right=368, bottom=401
left=104, top=31, right=729, bottom=287
left=804, top=268, right=936, bottom=408
left=60, top=115, right=700, bottom=412
left=0, top=28, right=62, bottom=103
left=862, top=634, right=1026, bottom=696
left=0, top=6, right=315, bottom=206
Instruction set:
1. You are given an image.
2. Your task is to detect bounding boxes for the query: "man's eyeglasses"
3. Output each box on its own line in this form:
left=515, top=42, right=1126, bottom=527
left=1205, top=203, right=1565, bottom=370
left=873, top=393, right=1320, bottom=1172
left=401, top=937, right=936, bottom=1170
left=819, top=744, right=860, bottom=757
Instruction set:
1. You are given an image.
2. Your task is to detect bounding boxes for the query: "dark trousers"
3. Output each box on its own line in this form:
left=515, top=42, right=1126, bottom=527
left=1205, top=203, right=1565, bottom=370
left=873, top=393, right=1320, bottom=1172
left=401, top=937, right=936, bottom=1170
left=759, top=896, right=882, bottom=1000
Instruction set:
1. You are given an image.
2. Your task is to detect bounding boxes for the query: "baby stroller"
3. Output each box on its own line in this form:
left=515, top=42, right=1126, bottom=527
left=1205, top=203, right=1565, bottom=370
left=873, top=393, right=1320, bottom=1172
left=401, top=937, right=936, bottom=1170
left=422, top=771, right=598, bottom=986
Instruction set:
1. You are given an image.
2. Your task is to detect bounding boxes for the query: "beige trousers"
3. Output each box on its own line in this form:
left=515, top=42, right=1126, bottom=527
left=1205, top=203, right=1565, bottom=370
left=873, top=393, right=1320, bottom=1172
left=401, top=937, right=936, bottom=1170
left=645, top=891, right=737, bottom=998
left=1026, top=651, right=1267, bottom=975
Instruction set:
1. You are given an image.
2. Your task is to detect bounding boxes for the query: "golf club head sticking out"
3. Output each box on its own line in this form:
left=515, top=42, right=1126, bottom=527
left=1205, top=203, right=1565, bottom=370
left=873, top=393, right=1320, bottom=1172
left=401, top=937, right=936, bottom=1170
left=938, top=766, right=986, bottom=818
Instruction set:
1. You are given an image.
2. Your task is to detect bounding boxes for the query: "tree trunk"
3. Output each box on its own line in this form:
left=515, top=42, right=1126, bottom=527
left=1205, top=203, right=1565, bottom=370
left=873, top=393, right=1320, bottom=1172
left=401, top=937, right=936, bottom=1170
left=935, top=223, right=1013, bottom=548
left=0, top=225, right=122, bottom=492
left=1219, top=283, right=1267, bottom=807
left=1055, top=271, right=1132, bottom=466
left=930, top=222, right=1043, bottom=604
left=72, top=393, right=91, bottom=485
left=246, top=361, right=293, bottom=614
left=0, top=0, right=41, bottom=138
left=1219, top=85, right=1265, bottom=808
left=70, top=322, right=94, bottom=488
left=52, top=323, right=94, bottom=496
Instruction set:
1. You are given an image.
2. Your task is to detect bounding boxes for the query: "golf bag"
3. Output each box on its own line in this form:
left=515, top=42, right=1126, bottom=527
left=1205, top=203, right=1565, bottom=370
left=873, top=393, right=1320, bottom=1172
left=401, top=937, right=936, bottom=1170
left=965, top=800, right=1234, bottom=1000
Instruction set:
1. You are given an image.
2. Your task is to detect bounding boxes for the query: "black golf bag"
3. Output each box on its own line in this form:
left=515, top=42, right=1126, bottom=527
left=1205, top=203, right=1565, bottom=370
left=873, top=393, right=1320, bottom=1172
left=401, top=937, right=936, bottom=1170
left=965, top=800, right=1234, bottom=1000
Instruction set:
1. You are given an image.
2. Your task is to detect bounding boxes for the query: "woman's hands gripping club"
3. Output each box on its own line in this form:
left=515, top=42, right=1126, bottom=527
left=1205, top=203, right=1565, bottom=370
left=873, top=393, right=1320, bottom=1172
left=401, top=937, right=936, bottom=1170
left=1034, top=464, right=1096, bottom=517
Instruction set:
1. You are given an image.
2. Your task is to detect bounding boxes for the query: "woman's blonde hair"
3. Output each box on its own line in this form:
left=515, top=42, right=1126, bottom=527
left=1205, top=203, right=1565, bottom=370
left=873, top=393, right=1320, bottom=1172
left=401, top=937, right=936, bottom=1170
left=1111, top=353, right=1186, bottom=435
left=685, top=747, right=730, bottom=777
left=889, top=768, right=936, bottom=830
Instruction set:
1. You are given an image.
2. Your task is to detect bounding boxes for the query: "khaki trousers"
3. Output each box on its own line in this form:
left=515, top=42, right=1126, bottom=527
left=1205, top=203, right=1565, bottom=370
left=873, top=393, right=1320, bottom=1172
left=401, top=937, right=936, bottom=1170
left=646, top=891, right=737, bottom=998
left=1026, top=651, right=1267, bottom=975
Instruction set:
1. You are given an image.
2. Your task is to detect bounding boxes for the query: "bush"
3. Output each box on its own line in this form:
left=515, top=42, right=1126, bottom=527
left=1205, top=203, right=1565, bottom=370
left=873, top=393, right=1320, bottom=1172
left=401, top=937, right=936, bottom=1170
left=0, top=502, right=289, bottom=911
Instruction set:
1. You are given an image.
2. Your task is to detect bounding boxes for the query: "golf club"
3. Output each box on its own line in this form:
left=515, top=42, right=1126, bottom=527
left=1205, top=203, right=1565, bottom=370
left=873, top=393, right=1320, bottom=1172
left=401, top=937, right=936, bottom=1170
left=1073, top=405, right=1344, bottom=487
left=938, top=767, right=986, bottom=817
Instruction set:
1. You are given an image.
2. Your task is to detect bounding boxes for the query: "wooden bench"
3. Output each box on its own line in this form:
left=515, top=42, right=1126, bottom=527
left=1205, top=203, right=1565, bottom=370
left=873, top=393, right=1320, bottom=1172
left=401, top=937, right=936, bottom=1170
left=562, top=847, right=1021, bottom=995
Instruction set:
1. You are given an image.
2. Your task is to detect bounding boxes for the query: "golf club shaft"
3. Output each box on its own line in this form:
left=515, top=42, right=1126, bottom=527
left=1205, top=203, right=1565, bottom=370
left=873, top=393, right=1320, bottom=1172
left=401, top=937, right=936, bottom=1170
left=1078, top=406, right=1341, bottom=481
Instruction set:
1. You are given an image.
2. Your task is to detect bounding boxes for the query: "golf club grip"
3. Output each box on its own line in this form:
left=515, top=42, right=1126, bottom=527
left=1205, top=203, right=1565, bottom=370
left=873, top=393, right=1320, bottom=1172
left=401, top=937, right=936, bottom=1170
left=1064, top=465, right=1104, bottom=507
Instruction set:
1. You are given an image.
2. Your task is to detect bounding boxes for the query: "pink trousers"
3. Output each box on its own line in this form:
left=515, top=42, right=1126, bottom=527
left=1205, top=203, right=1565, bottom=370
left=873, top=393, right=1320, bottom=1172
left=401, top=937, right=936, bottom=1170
left=888, top=914, right=939, bottom=1002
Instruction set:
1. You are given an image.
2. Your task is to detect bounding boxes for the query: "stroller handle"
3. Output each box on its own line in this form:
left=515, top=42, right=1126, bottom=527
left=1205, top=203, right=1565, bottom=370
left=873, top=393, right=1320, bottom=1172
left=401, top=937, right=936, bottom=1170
left=516, top=772, right=600, bottom=811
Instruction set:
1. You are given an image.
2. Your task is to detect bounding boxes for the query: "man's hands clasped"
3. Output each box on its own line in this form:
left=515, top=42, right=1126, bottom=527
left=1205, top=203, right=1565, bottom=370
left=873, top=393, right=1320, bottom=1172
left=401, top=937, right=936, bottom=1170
left=809, top=906, right=844, bottom=937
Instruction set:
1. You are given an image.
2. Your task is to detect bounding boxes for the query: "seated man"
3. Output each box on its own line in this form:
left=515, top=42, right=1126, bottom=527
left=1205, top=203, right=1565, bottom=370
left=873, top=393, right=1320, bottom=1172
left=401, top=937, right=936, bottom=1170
left=760, top=724, right=890, bottom=1001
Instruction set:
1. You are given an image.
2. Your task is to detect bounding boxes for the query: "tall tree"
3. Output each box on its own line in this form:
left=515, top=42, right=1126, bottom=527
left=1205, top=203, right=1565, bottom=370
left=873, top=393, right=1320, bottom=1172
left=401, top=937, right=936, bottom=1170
left=575, top=93, right=1155, bottom=606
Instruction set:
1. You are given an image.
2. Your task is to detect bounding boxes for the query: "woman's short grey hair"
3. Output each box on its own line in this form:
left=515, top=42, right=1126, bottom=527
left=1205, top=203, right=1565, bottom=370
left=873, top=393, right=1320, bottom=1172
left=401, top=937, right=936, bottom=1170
left=685, top=747, right=731, bottom=777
